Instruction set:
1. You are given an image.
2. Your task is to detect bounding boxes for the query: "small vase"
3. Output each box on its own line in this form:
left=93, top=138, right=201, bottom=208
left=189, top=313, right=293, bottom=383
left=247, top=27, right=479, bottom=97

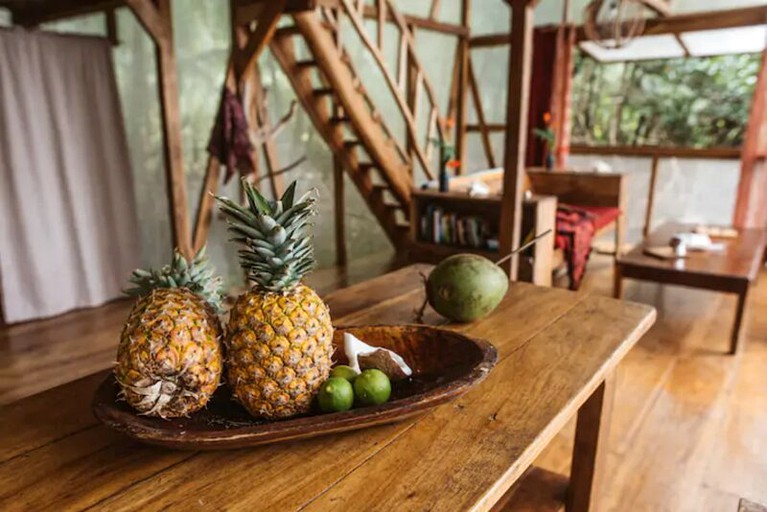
left=545, top=153, right=555, bottom=170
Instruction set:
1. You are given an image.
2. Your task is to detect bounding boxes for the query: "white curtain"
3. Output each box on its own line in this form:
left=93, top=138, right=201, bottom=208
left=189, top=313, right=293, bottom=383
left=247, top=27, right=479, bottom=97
left=0, top=29, right=139, bottom=323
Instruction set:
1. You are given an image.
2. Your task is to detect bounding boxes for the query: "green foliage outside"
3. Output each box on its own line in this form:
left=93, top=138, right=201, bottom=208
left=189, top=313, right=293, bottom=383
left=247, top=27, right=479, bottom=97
left=571, top=52, right=761, bottom=148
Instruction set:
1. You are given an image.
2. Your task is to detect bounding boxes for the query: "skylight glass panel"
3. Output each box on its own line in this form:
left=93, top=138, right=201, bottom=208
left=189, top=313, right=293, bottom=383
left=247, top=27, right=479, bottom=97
left=680, top=25, right=767, bottom=57
left=580, top=34, right=685, bottom=62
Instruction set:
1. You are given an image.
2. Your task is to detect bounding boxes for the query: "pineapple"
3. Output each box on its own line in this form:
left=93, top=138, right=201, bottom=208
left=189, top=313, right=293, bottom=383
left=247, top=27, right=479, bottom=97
left=115, top=248, right=224, bottom=418
left=217, top=180, right=333, bottom=419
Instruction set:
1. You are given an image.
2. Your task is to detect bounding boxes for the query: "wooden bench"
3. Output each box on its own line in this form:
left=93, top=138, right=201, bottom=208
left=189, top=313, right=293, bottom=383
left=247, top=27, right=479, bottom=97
left=526, top=168, right=627, bottom=262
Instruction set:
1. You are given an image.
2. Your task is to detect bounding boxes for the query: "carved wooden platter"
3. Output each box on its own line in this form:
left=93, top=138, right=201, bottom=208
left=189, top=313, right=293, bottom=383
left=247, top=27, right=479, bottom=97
left=92, top=325, right=497, bottom=450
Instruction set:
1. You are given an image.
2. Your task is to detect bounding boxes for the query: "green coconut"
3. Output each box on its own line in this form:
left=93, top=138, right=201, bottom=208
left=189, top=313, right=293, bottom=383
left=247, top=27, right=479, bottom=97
left=426, top=254, right=509, bottom=323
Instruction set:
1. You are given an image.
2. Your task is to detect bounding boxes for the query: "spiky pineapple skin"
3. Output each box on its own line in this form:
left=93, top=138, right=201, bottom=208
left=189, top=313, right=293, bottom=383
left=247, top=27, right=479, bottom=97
left=227, top=284, right=333, bottom=419
left=116, top=288, right=223, bottom=418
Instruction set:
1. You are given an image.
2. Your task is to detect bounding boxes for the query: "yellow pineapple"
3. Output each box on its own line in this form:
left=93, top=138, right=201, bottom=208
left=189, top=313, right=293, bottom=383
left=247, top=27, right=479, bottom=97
left=115, top=248, right=224, bottom=418
left=217, top=181, right=333, bottom=419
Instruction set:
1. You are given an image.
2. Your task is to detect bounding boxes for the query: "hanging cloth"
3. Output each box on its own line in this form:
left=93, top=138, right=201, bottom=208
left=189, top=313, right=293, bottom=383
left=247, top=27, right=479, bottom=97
left=206, top=86, right=255, bottom=183
left=0, top=29, right=140, bottom=323
left=555, top=205, right=596, bottom=291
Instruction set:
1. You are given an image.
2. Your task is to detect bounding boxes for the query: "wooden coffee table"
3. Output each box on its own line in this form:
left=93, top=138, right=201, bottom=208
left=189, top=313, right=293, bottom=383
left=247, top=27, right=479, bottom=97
left=614, top=222, right=766, bottom=354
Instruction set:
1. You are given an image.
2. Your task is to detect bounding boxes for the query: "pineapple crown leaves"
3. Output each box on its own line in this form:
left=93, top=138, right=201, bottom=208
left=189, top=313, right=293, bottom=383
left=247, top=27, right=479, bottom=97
left=216, top=179, right=317, bottom=293
left=124, top=246, right=225, bottom=312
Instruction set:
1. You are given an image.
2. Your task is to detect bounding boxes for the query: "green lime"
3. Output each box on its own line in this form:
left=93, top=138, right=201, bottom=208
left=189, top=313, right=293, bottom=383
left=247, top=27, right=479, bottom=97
left=318, top=377, right=354, bottom=413
left=330, top=365, right=359, bottom=382
left=353, top=369, right=391, bottom=406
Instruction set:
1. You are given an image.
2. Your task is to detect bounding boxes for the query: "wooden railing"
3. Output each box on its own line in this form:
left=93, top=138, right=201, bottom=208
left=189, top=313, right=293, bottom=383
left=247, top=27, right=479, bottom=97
left=339, top=0, right=447, bottom=180
left=570, top=144, right=742, bottom=159
left=318, top=6, right=411, bottom=173
left=570, top=144, right=743, bottom=236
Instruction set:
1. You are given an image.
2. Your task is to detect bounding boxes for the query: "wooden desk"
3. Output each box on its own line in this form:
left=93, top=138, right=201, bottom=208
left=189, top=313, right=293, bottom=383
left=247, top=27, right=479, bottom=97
left=614, top=223, right=767, bottom=354
left=0, top=265, right=654, bottom=512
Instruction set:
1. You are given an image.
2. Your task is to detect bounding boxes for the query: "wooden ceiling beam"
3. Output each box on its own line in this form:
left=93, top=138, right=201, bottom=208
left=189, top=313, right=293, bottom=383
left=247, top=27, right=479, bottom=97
left=233, top=0, right=286, bottom=84
left=2, top=0, right=122, bottom=26
left=639, top=0, right=670, bottom=17
left=577, top=5, right=767, bottom=42
left=0, top=0, right=331, bottom=26
left=361, top=5, right=468, bottom=36
left=125, top=0, right=169, bottom=43
left=233, top=0, right=336, bottom=18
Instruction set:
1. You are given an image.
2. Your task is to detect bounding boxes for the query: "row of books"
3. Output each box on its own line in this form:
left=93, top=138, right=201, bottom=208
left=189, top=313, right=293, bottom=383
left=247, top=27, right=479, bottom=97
left=419, top=206, right=499, bottom=250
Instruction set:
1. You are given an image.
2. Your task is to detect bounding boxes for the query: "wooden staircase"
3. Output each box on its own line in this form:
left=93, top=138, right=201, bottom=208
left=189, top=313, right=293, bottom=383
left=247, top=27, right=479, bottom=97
left=269, top=2, right=445, bottom=248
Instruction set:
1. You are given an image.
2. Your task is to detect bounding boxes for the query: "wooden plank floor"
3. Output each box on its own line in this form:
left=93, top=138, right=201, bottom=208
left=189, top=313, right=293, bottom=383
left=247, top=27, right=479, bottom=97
left=1, top=251, right=766, bottom=511
left=538, top=254, right=767, bottom=511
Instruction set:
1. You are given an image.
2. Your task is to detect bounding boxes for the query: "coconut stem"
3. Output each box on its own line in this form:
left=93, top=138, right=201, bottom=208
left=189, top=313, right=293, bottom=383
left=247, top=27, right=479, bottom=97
left=495, top=229, right=553, bottom=267
left=414, top=271, right=429, bottom=323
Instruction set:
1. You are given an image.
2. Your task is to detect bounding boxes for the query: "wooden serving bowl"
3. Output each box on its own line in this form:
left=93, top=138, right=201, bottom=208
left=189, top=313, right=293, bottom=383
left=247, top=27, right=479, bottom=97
left=92, top=325, right=497, bottom=450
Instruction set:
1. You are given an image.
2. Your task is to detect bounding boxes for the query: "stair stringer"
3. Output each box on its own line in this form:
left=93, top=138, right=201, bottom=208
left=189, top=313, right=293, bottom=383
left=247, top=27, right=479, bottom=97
left=270, top=25, right=410, bottom=247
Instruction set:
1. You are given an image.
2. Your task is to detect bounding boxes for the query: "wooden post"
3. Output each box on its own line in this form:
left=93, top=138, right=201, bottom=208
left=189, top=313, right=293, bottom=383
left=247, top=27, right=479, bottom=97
left=568, top=376, right=616, bottom=512
left=105, top=8, right=118, bottom=46
left=643, top=155, right=660, bottom=238
left=192, top=156, right=222, bottom=253
left=126, top=0, right=193, bottom=260
left=249, top=65, right=285, bottom=199
left=734, top=48, right=767, bottom=228
left=552, top=25, right=576, bottom=168
left=232, top=0, right=286, bottom=87
left=454, top=0, right=471, bottom=174
left=405, top=25, right=417, bottom=166
left=333, top=155, right=347, bottom=266
left=376, top=0, right=386, bottom=49
left=498, top=0, right=534, bottom=279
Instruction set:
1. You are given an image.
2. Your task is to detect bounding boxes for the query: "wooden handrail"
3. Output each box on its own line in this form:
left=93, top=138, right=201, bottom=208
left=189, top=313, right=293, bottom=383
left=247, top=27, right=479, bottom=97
left=339, top=0, right=445, bottom=179
left=317, top=8, right=411, bottom=168
left=383, top=0, right=445, bottom=142
left=468, top=58, right=496, bottom=168
left=361, top=4, right=468, bottom=36
left=570, top=144, right=742, bottom=160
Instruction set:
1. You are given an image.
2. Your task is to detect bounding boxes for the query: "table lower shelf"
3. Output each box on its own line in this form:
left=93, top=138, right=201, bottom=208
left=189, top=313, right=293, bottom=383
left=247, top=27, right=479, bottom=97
left=493, top=466, right=569, bottom=511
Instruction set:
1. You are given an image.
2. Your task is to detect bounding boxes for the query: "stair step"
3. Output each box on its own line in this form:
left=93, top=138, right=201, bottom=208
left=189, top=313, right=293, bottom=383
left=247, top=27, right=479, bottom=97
left=357, top=163, right=377, bottom=175
left=275, top=26, right=300, bottom=38
left=330, top=116, right=350, bottom=125
left=344, top=140, right=363, bottom=149
left=295, top=59, right=318, bottom=69
left=313, top=88, right=335, bottom=97
left=369, top=184, right=386, bottom=203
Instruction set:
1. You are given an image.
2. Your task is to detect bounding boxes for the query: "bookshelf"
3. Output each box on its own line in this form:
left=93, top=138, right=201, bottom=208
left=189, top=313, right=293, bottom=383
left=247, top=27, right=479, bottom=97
left=408, top=189, right=557, bottom=286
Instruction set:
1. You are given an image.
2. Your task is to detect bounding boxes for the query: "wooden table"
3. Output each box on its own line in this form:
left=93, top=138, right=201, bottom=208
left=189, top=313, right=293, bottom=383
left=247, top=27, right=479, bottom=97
left=614, top=222, right=766, bottom=354
left=0, top=265, right=654, bottom=512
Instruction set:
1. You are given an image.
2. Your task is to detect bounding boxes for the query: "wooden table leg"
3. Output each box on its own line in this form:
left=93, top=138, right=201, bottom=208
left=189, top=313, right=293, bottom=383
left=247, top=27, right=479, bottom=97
left=612, top=265, right=623, bottom=299
left=567, top=376, right=615, bottom=512
left=730, top=288, right=749, bottom=355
